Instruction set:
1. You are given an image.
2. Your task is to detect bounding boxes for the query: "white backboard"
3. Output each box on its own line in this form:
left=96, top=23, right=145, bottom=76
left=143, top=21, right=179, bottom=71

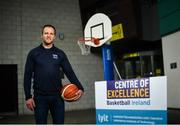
left=84, top=13, right=112, bottom=47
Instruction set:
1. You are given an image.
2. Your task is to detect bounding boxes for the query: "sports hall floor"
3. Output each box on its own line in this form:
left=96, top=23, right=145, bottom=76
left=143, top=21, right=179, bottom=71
left=0, top=108, right=180, bottom=124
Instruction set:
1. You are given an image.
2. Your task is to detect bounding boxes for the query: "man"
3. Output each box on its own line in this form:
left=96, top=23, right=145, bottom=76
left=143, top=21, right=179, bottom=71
left=24, top=24, right=84, bottom=124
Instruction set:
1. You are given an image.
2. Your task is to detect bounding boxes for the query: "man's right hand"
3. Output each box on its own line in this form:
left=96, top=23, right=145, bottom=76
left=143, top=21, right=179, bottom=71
left=26, top=98, right=36, bottom=111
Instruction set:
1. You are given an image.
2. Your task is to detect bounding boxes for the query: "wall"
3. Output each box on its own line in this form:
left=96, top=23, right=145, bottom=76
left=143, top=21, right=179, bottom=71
left=140, top=1, right=161, bottom=41
left=162, top=30, right=180, bottom=108
left=158, top=0, right=180, bottom=36
left=0, top=0, right=104, bottom=114
left=159, top=0, right=180, bottom=108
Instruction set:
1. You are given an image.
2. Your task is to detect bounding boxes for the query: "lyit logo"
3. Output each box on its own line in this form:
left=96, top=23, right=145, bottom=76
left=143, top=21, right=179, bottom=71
left=98, top=114, right=109, bottom=123
left=52, top=54, right=58, bottom=59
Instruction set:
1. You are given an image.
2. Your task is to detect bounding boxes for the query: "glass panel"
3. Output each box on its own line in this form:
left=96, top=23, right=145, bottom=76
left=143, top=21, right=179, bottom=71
left=124, top=57, right=141, bottom=79
left=141, top=56, right=153, bottom=77
left=114, top=51, right=164, bottom=80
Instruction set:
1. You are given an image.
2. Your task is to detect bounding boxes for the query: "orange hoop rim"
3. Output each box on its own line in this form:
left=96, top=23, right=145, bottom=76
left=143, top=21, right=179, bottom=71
left=78, top=37, right=100, bottom=45
left=78, top=37, right=95, bottom=42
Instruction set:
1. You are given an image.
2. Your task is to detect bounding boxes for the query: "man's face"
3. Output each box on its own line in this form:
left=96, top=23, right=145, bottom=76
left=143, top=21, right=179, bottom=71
left=41, top=27, right=56, bottom=45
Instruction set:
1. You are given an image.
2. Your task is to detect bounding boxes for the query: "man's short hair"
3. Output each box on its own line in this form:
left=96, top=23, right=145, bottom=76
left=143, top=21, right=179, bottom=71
left=42, top=24, right=56, bottom=35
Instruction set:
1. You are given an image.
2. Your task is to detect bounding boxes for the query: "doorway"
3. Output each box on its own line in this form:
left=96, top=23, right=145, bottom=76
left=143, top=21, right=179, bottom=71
left=115, top=50, right=164, bottom=79
left=0, top=64, right=18, bottom=115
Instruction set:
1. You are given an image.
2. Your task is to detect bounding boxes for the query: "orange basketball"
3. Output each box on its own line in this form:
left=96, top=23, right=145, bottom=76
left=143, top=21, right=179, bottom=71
left=61, top=83, right=79, bottom=102
left=93, top=38, right=100, bottom=45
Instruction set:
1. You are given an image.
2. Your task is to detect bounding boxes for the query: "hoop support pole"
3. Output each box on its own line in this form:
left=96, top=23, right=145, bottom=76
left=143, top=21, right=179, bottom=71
left=102, top=43, right=114, bottom=80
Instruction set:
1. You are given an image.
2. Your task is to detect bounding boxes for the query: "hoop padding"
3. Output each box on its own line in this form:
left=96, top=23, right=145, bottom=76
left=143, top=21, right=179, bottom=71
left=77, top=38, right=92, bottom=55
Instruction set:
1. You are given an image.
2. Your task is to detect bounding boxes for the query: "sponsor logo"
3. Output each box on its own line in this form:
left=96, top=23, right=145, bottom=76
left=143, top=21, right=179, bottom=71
left=98, top=114, right=109, bottom=123
left=52, top=54, right=58, bottom=59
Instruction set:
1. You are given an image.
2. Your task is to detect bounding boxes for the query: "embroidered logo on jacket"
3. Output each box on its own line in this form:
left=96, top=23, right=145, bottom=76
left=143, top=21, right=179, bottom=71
left=52, top=54, right=58, bottom=59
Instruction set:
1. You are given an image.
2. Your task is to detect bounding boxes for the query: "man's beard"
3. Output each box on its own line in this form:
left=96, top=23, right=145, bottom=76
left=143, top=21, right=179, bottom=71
left=43, top=41, right=53, bottom=45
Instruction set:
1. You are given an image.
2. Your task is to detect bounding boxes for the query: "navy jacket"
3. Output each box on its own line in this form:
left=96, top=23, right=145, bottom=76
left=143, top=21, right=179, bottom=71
left=24, top=44, right=84, bottom=100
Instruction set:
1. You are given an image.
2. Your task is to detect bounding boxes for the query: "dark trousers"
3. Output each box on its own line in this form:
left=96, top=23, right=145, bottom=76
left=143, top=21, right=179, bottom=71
left=34, top=94, right=65, bottom=124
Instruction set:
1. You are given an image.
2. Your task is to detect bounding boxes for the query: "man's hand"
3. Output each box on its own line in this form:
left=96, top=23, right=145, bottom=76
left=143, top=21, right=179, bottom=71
left=73, top=90, right=84, bottom=101
left=26, top=98, right=36, bottom=111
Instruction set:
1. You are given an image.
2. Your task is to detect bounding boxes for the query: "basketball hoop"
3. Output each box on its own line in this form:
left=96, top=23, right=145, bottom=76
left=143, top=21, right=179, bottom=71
left=77, top=37, right=100, bottom=55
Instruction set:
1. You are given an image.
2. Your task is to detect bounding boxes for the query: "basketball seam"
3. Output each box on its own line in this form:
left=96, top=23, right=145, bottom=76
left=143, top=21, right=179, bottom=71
left=61, top=84, right=73, bottom=98
left=61, top=84, right=78, bottom=101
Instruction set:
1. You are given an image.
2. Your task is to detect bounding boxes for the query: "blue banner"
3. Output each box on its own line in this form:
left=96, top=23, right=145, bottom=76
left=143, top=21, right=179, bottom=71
left=96, top=109, right=167, bottom=124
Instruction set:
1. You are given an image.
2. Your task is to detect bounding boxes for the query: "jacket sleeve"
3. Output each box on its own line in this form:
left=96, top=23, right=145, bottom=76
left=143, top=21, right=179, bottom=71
left=61, top=53, right=84, bottom=91
left=23, top=51, right=34, bottom=100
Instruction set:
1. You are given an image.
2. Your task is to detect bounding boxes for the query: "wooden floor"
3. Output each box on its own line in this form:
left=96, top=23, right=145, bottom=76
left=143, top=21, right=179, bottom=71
left=0, top=108, right=180, bottom=124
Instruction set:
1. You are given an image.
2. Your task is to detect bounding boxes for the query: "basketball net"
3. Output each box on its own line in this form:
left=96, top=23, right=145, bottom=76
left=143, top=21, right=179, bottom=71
left=77, top=37, right=92, bottom=55
left=77, top=37, right=100, bottom=55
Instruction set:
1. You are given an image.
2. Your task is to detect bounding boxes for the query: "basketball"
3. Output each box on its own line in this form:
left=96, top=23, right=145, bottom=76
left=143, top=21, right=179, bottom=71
left=93, top=38, right=100, bottom=45
left=61, top=83, right=79, bottom=102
